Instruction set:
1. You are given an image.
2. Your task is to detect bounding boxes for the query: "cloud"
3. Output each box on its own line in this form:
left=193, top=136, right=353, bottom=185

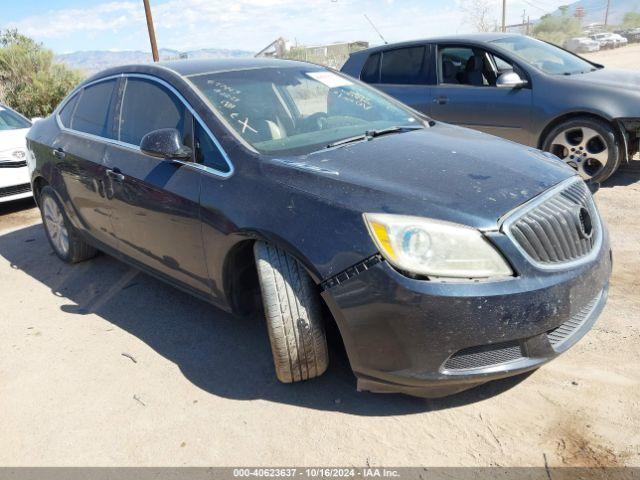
left=3, top=0, right=570, bottom=53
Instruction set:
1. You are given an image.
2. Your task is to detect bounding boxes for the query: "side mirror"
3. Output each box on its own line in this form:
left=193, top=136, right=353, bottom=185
left=140, top=128, right=192, bottom=160
left=496, top=72, right=527, bottom=89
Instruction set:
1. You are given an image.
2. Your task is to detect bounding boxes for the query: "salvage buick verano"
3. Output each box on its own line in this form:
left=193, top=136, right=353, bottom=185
left=26, top=59, right=611, bottom=397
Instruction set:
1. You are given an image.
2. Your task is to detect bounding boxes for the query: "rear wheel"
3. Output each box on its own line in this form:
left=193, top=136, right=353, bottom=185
left=40, top=186, right=97, bottom=263
left=253, top=241, right=329, bottom=383
left=542, top=117, right=621, bottom=183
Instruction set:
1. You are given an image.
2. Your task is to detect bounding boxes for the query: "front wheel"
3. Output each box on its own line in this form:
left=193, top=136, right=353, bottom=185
left=40, top=186, right=97, bottom=263
left=253, top=241, right=329, bottom=383
left=542, top=117, right=621, bottom=183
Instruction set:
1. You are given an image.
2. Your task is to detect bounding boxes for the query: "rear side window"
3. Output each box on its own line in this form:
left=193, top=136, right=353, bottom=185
left=58, top=93, right=79, bottom=128
left=380, top=46, right=427, bottom=85
left=118, top=78, right=187, bottom=146
left=361, top=53, right=381, bottom=83
left=71, top=80, right=117, bottom=137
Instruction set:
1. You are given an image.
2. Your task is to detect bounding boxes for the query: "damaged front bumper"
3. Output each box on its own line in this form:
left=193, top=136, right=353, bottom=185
left=321, top=231, right=612, bottom=398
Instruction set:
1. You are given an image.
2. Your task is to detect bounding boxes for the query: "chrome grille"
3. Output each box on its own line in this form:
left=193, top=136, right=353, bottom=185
left=505, top=179, right=600, bottom=266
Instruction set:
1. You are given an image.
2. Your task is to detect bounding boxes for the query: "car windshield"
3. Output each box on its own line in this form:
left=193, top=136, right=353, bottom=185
left=188, top=66, right=424, bottom=155
left=0, top=107, right=31, bottom=131
left=491, top=36, right=597, bottom=75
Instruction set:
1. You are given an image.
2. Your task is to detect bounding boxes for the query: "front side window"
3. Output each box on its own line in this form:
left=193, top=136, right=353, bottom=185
left=71, top=79, right=117, bottom=138
left=188, top=66, right=424, bottom=155
left=118, top=78, right=187, bottom=146
left=380, top=46, right=427, bottom=85
left=491, top=36, right=597, bottom=75
left=0, top=106, right=31, bottom=131
left=439, top=46, right=521, bottom=87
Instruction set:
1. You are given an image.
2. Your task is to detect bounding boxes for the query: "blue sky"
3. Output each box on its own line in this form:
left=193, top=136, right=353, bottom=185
left=1, top=0, right=570, bottom=53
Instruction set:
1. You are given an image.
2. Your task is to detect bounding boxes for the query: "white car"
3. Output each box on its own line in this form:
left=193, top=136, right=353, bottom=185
left=0, top=104, right=33, bottom=203
left=590, top=32, right=623, bottom=49
left=610, top=33, right=629, bottom=47
left=564, top=37, right=600, bottom=53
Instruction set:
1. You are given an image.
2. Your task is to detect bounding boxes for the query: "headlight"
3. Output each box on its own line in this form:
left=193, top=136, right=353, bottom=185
left=363, top=213, right=513, bottom=279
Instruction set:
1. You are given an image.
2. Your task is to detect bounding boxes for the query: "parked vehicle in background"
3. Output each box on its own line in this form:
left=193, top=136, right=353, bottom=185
left=341, top=33, right=640, bottom=183
left=589, top=33, right=619, bottom=49
left=0, top=104, right=33, bottom=203
left=26, top=59, right=611, bottom=398
left=615, top=28, right=640, bottom=43
left=564, top=37, right=600, bottom=53
left=609, top=33, right=629, bottom=47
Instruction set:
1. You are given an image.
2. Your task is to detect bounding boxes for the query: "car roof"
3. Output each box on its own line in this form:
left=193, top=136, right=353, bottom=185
left=81, top=57, right=323, bottom=87
left=350, top=32, right=521, bottom=55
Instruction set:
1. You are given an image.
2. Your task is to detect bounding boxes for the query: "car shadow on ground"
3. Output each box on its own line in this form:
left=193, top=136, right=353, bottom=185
left=601, top=160, right=640, bottom=188
left=0, top=223, right=533, bottom=416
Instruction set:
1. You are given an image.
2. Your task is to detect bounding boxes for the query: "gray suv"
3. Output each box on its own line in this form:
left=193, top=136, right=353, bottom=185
left=341, top=33, right=640, bottom=183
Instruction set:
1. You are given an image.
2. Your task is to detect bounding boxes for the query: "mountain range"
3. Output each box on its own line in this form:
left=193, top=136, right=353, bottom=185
left=550, top=0, right=640, bottom=25
left=55, top=47, right=254, bottom=74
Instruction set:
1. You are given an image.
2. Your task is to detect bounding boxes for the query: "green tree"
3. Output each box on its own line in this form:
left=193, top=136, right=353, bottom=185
left=532, top=12, right=582, bottom=46
left=622, top=12, right=640, bottom=28
left=0, top=29, right=83, bottom=118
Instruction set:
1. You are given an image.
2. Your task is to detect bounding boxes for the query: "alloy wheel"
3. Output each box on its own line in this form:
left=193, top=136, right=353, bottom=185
left=43, top=196, right=69, bottom=257
left=548, top=126, right=609, bottom=180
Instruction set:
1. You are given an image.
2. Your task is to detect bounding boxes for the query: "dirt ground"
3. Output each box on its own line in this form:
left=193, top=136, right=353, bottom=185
left=582, top=43, right=640, bottom=68
left=1, top=67, right=639, bottom=469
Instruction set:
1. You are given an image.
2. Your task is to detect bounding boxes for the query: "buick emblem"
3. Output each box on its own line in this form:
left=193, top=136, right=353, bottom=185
left=576, top=207, right=593, bottom=239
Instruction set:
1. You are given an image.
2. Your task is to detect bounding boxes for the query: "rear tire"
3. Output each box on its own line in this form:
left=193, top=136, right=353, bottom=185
left=253, top=241, right=329, bottom=383
left=542, top=116, right=621, bottom=183
left=40, top=186, right=97, bottom=264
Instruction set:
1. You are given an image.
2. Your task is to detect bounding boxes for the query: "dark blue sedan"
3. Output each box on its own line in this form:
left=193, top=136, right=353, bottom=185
left=26, top=59, right=611, bottom=397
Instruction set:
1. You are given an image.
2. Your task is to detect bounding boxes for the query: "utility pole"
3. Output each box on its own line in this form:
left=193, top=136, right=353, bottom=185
left=502, top=0, right=507, bottom=33
left=143, top=0, right=159, bottom=62
left=604, top=0, right=611, bottom=26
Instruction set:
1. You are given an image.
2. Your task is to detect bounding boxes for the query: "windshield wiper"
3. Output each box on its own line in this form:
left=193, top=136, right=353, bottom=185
left=326, top=125, right=422, bottom=149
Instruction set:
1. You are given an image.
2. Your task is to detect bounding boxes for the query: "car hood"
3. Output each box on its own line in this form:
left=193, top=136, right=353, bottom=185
left=0, top=128, right=29, bottom=153
left=564, top=68, right=640, bottom=90
left=263, top=123, right=575, bottom=229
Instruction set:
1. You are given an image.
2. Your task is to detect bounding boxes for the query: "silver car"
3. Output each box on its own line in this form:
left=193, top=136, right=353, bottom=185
left=342, top=33, right=640, bottom=183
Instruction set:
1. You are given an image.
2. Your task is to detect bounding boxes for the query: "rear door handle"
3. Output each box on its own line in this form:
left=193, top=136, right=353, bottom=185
left=106, top=168, right=125, bottom=182
left=433, top=96, right=449, bottom=105
left=52, top=148, right=66, bottom=159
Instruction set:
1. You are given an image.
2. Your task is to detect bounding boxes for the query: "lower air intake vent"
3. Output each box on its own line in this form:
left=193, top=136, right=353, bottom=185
left=0, top=183, right=31, bottom=198
left=547, top=291, right=602, bottom=349
left=443, top=341, right=523, bottom=371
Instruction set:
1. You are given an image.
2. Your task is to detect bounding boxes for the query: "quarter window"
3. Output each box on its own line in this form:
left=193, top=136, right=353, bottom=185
left=361, top=53, right=381, bottom=83
left=71, top=80, right=117, bottom=137
left=380, top=46, right=427, bottom=85
left=195, top=123, right=229, bottom=173
left=58, top=93, right=79, bottom=128
left=118, top=78, right=187, bottom=146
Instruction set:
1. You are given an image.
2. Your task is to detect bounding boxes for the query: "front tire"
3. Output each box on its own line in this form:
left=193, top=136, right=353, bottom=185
left=253, top=241, right=329, bottom=383
left=542, top=117, right=621, bottom=183
left=40, top=186, right=97, bottom=263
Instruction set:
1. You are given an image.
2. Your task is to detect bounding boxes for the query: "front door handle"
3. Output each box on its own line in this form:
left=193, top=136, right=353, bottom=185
left=433, top=96, right=449, bottom=105
left=106, top=168, right=125, bottom=183
left=52, top=148, right=66, bottom=159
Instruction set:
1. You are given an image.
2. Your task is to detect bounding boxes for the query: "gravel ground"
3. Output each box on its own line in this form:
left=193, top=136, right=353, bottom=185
left=582, top=43, right=640, bottom=69
left=1, top=59, right=639, bottom=467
